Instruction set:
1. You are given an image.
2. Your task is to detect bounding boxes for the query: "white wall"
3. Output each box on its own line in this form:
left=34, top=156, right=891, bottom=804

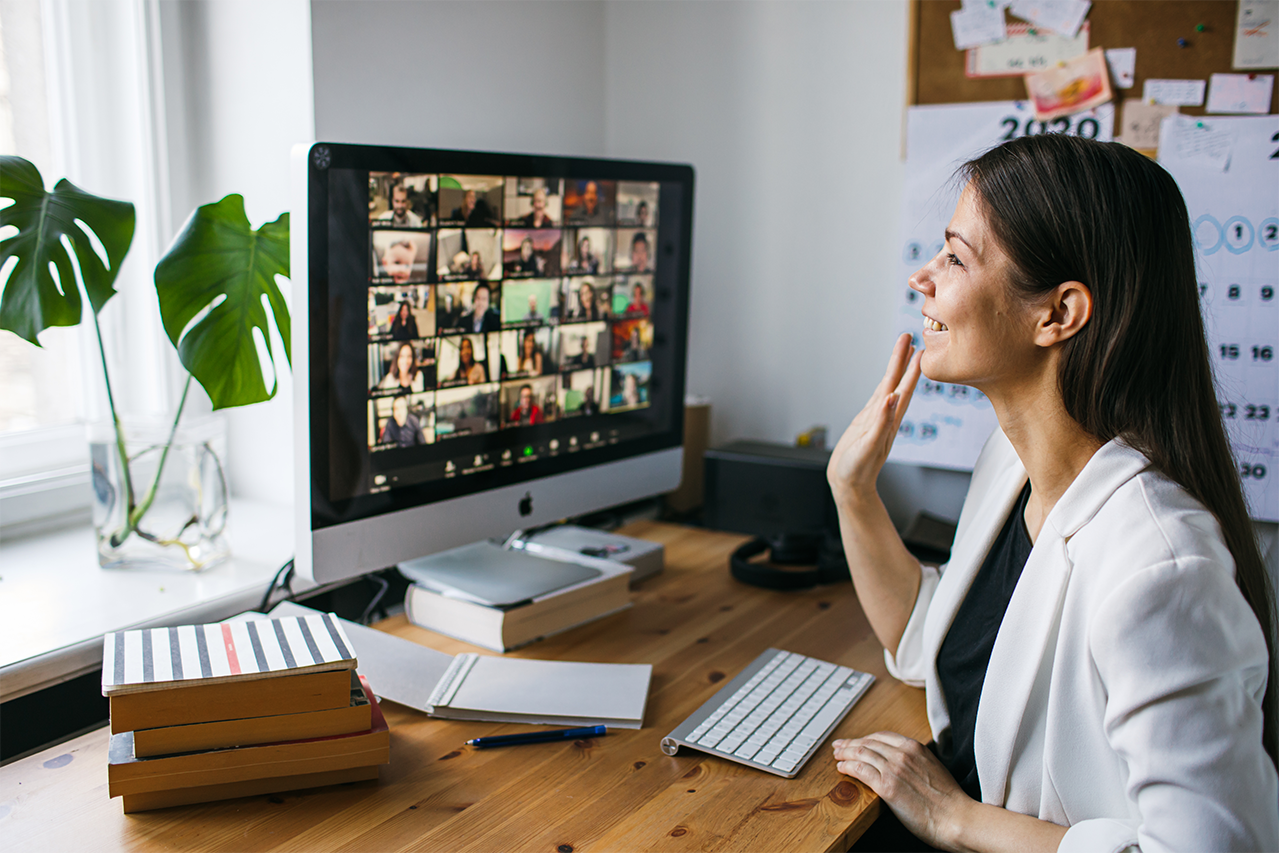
left=160, top=0, right=314, bottom=505
left=310, top=0, right=608, bottom=154
left=603, top=1, right=909, bottom=449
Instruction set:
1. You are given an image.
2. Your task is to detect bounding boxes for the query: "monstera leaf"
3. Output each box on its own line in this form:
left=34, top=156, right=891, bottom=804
left=154, top=194, right=290, bottom=410
left=0, top=156, right=136, bottom=344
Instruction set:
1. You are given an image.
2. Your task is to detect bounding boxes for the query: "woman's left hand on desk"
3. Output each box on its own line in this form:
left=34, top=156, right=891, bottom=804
left=832, top=731, right=968, bottom=850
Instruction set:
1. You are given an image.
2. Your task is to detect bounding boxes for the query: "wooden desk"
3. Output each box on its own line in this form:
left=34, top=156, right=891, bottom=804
left=1, top=522, right=928, bottom=852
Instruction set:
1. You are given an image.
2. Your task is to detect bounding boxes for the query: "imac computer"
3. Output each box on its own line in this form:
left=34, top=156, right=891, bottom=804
left=290, top=142, right=694, bottom=586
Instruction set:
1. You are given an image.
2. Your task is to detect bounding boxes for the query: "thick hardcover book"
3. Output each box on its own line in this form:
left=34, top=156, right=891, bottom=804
left=121, top=764, right=381, bottom=813
left=131, top=670, right=372, bottom=758
left=108, top=677, right=389, bottom=798
left=109, top=669, right=354, bottom=734
left=102, top=613, right=357, bottom=697
left=403, top=558, right=631, bottom=652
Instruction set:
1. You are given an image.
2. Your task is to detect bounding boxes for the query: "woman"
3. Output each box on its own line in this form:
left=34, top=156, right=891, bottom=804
left=574, top=235, right=600, bottom=273
left=452, top=336, right=487, bottom=386
left=388, top=300, right=419, bottom=340
left=828, top=135, right=1276, bottom=851
left=572, top=280, right=600, bottom=320
left=377, top=342, right=424, bottom=393
left=517, top=329, right=543, bottom=376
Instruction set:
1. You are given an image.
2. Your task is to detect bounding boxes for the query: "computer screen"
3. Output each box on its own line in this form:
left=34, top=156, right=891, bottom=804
left=292, top=143, right=694, bottom=583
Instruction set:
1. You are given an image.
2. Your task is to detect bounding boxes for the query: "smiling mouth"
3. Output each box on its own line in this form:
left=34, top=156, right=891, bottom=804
left=923, top=316, right=948, bottom=332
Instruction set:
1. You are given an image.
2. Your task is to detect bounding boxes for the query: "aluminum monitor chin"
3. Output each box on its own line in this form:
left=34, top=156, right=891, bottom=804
left=291, top=142, right=694, bottom=585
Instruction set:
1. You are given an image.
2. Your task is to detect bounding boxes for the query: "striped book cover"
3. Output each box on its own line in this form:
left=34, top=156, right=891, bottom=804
left=102, top=613, right=357, bottom=697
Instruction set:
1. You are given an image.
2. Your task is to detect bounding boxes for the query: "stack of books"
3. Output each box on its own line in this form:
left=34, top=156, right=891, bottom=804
left=101, top=613, right=390, bottom=813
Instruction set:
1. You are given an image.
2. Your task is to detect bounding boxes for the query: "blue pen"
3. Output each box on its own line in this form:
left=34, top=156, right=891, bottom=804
left=466, top=725, right=607, bottom=748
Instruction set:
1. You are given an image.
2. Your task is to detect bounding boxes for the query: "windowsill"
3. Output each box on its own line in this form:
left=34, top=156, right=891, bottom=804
left=0, top=499, right=317, bottom=702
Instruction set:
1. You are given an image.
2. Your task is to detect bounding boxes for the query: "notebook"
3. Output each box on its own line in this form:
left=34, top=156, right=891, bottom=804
left=243, top=603, right=651, bottom=729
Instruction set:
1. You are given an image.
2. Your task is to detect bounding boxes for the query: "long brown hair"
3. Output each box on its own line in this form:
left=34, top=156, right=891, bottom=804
left=962, top=133, right=1276, bottom=766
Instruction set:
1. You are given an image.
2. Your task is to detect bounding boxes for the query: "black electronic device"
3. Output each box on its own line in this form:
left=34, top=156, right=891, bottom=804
left=703, top=441, right=847, bottom=590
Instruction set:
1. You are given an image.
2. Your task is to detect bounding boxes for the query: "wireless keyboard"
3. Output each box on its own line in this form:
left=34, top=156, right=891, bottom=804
left=660, top=648, right=874, bottom=778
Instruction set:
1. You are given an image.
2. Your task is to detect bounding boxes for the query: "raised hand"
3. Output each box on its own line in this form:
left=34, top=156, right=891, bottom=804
left=827, top=333, right=922, bottom=504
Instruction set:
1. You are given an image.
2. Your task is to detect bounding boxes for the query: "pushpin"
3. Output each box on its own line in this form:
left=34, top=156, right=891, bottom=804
left=1196, top=121, right=1205, bottom=128
left=1176, top=37, right=1188, bottom=47
left=1028, top=27, right=1037, bottom=35
left=1195, top=23, right=1205, bottom=32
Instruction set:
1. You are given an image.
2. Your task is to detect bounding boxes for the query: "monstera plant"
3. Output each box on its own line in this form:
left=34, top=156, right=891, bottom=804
left=0, top=155, right=290, bottom=563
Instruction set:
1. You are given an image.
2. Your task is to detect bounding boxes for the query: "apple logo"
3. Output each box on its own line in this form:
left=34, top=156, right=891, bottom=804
left=518, top=492, right=533, bottom=517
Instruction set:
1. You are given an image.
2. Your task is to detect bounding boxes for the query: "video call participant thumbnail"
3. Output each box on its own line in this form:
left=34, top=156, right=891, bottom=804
left=611, top=318, right=653, bottom=363
left=458, top=281, right=501, bottom=334
left=564, top=277, right=609, bottom=321
left=500, top=278, right=558, bottom=327
left=502, top=229, right=563, bottom=278
left=563, top=179, right=616, bottom=226
left=504, top=178, right=562, bottom=228
left=368, top=285, right=435, bottom=341
left=434, top=383, right=500, bottom=440
left=613, top=276, right=652, bottom=318
left=436, top=229, right=501, bottom=281
left=617, top=181, right=658, bottom=228
left=559, top=367, right=608, bottom=417
left=438, top=334, right=497, bottom=387
left=438, top=175, right=503, bottom=227
left=370, top=340, right=434, bottom=394
left=610, top=361, right=651, bottom=411
left=557, top=321, right=608, bottom=370
left=501, top=377, right=557, bottom=426
left=614, top=229, right=655, bottom=274
left=437, top=282, right=501, bottom=334
left=369, top=391, right=435, bottom=448
left=499, top=327, right=555, bottom=377
left=372, top=231, right=431, bottom=284
left=370, top=172, right=436, bottom=228
left=564, top=228, right=613, bottom=275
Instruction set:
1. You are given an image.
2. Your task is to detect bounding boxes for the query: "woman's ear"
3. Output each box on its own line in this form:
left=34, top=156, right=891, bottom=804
left=1035, top=280, right=1093, bottom=347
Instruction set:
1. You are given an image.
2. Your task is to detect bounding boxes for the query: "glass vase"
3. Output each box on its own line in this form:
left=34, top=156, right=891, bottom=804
left=90, top=414, right=230, bottom=571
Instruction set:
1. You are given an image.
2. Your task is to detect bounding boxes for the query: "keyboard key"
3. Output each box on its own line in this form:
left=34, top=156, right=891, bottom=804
left=734, top=744, right=760, bottom=761
left=798, top=689, right=858, bottom=740
left=772, top=755, right=800, bottom=773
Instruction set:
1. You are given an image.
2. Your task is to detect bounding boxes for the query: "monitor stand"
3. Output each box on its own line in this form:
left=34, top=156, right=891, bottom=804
left=396, top=538, right=602, bottom=608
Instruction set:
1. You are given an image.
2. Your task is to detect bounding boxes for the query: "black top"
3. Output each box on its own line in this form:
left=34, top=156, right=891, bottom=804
left=936, top=481, right=1033, bottom=801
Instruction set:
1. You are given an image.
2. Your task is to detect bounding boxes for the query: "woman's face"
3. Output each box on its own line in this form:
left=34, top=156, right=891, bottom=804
left=521, top=239, right=534, bottom=260
left=579, top=284, right=593, bottom=307
left=396, top=344, right=414, bottom=379
left=908, top=186, right=1041, bottom=390
left=459, top=337, right=474, bottom=364
left=397, top=302, right=410, bottom=322
left=579, top=237, right=591, bottom=256
left=523, top=333, right=535, bottom=356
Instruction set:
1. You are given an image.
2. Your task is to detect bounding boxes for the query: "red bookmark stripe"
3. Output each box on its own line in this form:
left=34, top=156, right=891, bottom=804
left=221, top=623, right=242, bottom=674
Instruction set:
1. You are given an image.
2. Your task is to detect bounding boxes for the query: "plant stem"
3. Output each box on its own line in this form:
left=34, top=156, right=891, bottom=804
left=127, top=373, right=193, bottom=532
left=91, top=309, right=137, bottom=547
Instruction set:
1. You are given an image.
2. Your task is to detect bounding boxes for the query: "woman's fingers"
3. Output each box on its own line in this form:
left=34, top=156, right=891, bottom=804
left=875, top=333, right=916, bottom=398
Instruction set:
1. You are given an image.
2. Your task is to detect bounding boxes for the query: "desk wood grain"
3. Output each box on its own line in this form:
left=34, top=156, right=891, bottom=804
left=0, top=522, right=928, bottom=852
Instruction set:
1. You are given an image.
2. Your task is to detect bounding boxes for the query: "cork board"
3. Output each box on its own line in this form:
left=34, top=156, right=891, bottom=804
left=910, top=0, right=1279, bottom=115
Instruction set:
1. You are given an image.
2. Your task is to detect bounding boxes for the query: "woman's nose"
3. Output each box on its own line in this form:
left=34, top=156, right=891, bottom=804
left=908, top=260, right=936, bottom=297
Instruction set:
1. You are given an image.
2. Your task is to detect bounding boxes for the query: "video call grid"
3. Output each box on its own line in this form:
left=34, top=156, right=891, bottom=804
left=364, top=174, right=660, bottom=451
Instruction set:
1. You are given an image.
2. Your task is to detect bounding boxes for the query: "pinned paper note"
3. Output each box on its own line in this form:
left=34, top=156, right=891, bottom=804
left=1119, top=100, right=1178, bottom=150
left=1206, top=73, right=1275, bottom=114
left=1159, top=114, right=1236, bottom=172
left=1104, top=47, right=1136, bottom=88
left=1143, top=78, right=1207, bottom=107
left=951, top=2, right=1008, bottom=50
left=1024, top=47, right=1112, bottom=120
left=967, top=22, right=1088, bottom=77
left=1008, top=0, right=1091, bottom=38
left=1233, top=0, right=1279, bottom=69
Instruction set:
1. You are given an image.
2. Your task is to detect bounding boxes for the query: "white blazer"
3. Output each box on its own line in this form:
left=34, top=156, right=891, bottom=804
left=887, top=430, right=1277, bottom=853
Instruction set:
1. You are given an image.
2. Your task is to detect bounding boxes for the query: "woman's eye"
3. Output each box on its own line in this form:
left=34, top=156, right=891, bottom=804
left=945, top=252, right=964, bottom=268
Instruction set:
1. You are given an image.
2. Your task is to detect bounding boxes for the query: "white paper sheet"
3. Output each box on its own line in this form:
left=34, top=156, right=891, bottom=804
left=1008, top=0, right=1091, bottom=38
left=1233, top=0, right=1279, bottom=69
left=1119, top=99, right=1179, bottom=149
left=968, top=22, right=1088, bottom=77
left=1161, top=114, right=1237, bottom=172
left=951, top=2, right=1008, bottom=50
left=1144, top=78, right=1207, bottom=107
left=890, top=101, right=1113, bottom=471
left=1206, top=73, right=1275, bottom=114
left=1158, top=115, right=1280, bottom=520
left=1104, top=47, right=1136, bottom=88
